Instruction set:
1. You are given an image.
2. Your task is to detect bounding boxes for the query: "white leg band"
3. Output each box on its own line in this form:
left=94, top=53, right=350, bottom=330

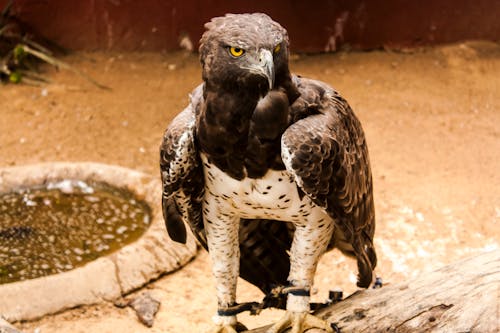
left=286, top=294, right=310, bottom=313
left=212, top=314, right=237, bottom=326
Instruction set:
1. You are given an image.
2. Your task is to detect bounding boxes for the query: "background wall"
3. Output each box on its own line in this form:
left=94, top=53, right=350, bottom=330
left=2, top=0, right=500, bottom=52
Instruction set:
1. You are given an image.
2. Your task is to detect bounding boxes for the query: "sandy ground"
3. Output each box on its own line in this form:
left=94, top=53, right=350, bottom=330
left=1, top=41, right=499, bottom=332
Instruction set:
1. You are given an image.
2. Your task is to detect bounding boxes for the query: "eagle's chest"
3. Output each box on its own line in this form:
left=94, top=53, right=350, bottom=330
left=200, top=154, right=315, bottom=221
left=196, top=91, right=290, bottom=180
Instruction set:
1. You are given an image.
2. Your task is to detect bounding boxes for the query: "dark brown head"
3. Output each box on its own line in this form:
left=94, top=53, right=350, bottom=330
left=199, top=13, right=292, bottom=96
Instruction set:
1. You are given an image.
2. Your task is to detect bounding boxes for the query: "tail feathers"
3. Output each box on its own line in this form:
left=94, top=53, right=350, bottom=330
left=238, top=219, right=292, bottom=293
left=355, top=252, right=373, bottom=288
left=352, top=233, right=377, bottom=288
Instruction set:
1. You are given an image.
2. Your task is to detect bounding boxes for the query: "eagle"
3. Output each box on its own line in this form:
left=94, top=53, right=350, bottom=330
left=160, top=13, right=376, bottom=333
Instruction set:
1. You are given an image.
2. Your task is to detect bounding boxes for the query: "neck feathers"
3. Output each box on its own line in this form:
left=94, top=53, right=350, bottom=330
left=196, top=85, right=293, bottom=179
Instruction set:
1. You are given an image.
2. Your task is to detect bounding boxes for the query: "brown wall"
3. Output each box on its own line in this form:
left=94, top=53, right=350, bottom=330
left=2, top=0, right=499, bottom=52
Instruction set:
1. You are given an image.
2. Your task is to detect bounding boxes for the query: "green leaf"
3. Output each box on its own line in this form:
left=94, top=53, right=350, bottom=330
left=14, top=44, right=26, bottom=61
left=9, top=71, right=22, bottom=83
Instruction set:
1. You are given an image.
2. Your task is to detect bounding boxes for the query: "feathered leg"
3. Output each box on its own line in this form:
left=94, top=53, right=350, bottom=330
left=268, top=211, right=335, bottom=333
left=203, top=196, right=241, bottom=333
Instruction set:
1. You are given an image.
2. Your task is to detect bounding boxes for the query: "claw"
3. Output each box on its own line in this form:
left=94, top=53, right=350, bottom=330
left=267, top=311, right=333, bottom=333
left=205, top=322, right=248, bottom=333
left=206, top=323, right=238, bottom=333
left=207, top=314, right=248, bottom=333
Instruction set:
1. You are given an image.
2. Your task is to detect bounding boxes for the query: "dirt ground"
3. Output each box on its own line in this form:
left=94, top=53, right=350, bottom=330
left=1, top=41, right=499, bottom=332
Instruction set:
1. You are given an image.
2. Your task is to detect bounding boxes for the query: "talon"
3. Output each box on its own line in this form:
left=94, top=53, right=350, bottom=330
left=206, top=323, right=238, bottom=333
left=328, top=290, right=343, bottom=303
left=330, top=322, right=341, bottom=333
left=267, top=311, right=333, bottom=333
left=372, top=276, right=383, bottom=289
left=207, top=314, right=240, bottom=333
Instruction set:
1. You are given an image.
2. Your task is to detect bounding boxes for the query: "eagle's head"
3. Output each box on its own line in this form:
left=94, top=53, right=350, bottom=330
left=199, top=13, right=291, bottom=96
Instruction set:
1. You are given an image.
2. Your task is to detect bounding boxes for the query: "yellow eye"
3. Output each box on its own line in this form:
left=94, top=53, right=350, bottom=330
left=274, top=43, right=281, bottom=53
left=229, top=47, right=245, bottom=57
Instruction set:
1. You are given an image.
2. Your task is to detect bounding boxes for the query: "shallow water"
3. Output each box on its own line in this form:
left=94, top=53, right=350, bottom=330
left=0, top=180, right=151, bottom=284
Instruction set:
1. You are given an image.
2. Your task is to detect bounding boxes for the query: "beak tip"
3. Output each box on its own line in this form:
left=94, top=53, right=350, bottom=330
left=260, top=49, right=275, bottom=90
left=268, top=76, right=274, bottom=90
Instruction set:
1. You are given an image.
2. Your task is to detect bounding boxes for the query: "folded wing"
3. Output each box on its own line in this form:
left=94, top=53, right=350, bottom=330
left=282, top=77, right=377, bottom=288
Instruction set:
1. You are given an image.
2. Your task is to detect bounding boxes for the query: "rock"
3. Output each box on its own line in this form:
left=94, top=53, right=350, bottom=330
left=129, top=292, right=161, bottom=327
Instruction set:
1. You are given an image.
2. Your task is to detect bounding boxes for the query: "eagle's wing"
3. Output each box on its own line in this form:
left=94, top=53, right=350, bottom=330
left=160, top=85, right=206, bottom=245
left=160, top=87, right=292, bottom=297
left=282, top=76, right=377, bottom=288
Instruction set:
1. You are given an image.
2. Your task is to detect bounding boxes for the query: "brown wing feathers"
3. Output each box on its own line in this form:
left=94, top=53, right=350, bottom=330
left=284, top=77, right=377, bottom=287
left=160, top=98, right=205, bottom=245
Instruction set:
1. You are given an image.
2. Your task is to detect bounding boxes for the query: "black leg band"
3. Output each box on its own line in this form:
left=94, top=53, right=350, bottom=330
left=282, top=286, right=311, bottom=297
left=216, top=285, right=312, bottom=317
left=217, top=302, right=260, bottom=316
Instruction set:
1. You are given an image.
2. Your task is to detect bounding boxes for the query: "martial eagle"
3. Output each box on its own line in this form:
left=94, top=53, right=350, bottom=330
left=160, top=13, right=376, bottom=333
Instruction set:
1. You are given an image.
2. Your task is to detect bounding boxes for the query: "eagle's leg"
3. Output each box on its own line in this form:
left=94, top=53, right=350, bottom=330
left=268, top=216, right=335, bottom=333
left=203, top=205, right=241, bottom=333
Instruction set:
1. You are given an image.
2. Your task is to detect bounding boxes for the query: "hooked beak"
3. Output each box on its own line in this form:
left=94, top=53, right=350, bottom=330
left=244, top=49, right=275, bottom=89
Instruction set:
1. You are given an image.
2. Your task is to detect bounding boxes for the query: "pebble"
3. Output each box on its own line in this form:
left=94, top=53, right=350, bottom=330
left=129, top=292, right=161, bottom=327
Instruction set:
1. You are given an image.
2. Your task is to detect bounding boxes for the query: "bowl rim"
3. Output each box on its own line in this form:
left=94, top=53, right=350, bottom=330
left=0, top=162, right=197, bottom=322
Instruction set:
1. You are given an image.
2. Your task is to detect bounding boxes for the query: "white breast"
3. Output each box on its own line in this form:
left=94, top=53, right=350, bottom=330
left=200, top=153, right=323, bottom=222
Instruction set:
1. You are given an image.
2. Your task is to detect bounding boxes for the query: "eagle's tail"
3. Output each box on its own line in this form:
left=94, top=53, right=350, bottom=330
left=238, top=219, right=292, bottom=297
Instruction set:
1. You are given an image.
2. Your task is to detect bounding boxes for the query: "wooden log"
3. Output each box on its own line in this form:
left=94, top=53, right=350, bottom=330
left=243, top=250, right=500, bottom=333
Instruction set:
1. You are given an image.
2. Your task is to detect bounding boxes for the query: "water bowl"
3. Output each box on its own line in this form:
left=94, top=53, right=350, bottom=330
left=0, top=162, right=196, bottom=322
